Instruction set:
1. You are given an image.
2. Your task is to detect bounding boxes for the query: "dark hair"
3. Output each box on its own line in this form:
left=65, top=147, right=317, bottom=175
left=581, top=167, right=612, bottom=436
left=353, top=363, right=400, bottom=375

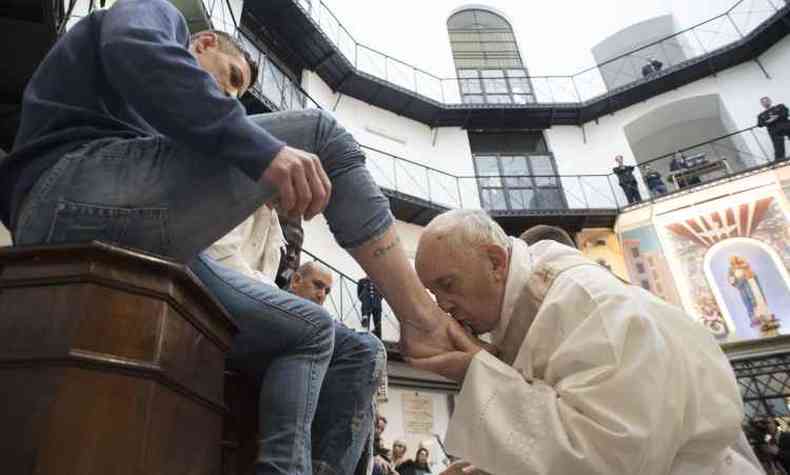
left=519, top=225, right=575, bottom=248
left=191, top=30, right=259, bottom=94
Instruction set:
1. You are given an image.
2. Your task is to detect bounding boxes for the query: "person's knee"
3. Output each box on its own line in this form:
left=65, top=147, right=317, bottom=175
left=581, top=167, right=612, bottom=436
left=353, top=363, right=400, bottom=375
left=302, top=305, right=336, bottom=354
left=356, top=333, right=386, bottom=382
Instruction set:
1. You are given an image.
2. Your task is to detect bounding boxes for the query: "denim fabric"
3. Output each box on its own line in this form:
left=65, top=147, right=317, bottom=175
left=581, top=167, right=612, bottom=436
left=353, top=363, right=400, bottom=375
left=12, top=108, right=394, bottom=474
left=189, top=254, right=334, bottom=475
left=14, top=109, right=393, bottom=259
left=312, top=325, right=385, bottom=474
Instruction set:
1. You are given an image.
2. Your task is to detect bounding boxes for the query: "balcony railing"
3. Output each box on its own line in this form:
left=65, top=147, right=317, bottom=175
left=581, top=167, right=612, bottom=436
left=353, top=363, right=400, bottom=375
left=59, top=0, right=312, bottom=113
left=300, top=249, right=400, bottom=338
left=55, top=1, right=785, bottom=214
left=365, top=125, right=783, bottom=212
left=632, top=126, right=781, bottom=204
left=296, top=0, right=786, bottom=105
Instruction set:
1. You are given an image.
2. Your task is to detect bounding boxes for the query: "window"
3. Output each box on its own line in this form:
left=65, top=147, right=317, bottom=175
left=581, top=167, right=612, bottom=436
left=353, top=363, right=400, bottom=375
left=470, top=132, right=564, bottom=211
left=448, top=8, right=535, bottom=105
left=636, top=263, right=646, bottom=274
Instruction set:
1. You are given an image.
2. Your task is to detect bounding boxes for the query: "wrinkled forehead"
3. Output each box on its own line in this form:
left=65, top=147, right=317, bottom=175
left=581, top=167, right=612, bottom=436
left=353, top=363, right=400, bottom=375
left=416, top=236, right=456, bottom=280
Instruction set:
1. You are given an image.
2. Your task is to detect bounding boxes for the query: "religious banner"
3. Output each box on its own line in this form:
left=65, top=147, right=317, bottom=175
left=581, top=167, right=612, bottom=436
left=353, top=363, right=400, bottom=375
left=402, top=392, right=433, bottom=435
left=658, top=189, right=790, bottom=341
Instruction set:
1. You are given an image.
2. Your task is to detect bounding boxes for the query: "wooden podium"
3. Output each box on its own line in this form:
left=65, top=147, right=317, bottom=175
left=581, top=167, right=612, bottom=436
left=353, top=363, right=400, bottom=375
left=0, top=242, right=239, bottom=475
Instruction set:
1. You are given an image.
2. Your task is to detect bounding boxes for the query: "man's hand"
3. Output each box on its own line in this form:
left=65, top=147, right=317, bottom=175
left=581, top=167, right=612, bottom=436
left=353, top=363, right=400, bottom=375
left=261, top=146, right=331, bottom=220
left=405, top=319, right=482, bottom=382
left=440, top=461, right=482, bottom=475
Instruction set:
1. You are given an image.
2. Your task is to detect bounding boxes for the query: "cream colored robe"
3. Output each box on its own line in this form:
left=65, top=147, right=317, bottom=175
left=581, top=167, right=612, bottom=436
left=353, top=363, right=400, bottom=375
left=445, top=238, right=763, bottom=475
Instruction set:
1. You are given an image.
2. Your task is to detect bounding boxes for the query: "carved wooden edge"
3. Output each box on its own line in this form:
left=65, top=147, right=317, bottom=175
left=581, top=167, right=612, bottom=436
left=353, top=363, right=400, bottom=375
left=0, top=241, right=239, bottom=339
left=0, top=349, right=228, bottom=415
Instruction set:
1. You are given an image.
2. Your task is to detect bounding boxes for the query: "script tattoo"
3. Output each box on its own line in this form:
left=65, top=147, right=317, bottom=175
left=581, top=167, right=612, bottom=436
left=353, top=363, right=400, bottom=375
left=372, top=237, right=400, bottom=258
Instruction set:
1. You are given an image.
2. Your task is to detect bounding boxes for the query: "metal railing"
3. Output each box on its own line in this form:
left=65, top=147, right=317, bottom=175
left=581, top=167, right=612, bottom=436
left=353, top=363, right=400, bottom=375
left=296, top=0, right=786, bottom=105
left=58, top=0, right=313, bottom=113
left=56, top=0, right=785, bottom=214
left=631, top=126, right=778, bottom=203
left=366, top=126, right=783, bottom=212
left=300, top=249, right=400, bottom=336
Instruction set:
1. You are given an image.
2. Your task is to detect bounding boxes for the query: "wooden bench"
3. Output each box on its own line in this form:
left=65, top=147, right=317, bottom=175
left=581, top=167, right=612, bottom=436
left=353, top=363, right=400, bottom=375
left=0, top=241, right=241, bottom=475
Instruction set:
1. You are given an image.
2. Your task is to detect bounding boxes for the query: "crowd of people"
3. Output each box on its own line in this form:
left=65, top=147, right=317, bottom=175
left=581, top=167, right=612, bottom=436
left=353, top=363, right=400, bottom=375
left=0, top=1, right=781, bottom=474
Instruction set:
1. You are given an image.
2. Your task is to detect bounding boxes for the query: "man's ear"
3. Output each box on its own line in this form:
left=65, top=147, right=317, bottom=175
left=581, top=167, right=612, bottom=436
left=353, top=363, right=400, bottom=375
left=192, top=32, right=218, bottom=53
left=483, top=244, right=509, bottom=282
left=290, top=272, right=302, bottom=290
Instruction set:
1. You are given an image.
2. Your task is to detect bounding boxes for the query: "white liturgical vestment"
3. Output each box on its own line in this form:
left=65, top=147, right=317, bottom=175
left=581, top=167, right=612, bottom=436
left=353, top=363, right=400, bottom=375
left=445, top=238, right=763, bottom=475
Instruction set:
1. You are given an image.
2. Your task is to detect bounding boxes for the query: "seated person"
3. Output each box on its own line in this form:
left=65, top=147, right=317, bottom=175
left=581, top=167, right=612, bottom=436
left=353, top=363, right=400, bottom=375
left=0, top=0, right=460, bottom=472
left=643, top=164, right=667, bottom=196
left=203, top=206, right=386, bottom=473
left=409, top=209, right=763, bottom=475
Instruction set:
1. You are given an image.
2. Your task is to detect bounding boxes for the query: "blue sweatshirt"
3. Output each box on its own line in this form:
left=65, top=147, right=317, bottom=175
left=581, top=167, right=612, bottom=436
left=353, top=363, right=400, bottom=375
left=0, top=0, right=285, bottom=229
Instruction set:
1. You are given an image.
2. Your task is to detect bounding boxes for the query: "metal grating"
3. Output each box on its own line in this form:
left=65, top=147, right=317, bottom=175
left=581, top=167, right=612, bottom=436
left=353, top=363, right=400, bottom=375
left=732, top=353, right=790, bottom=418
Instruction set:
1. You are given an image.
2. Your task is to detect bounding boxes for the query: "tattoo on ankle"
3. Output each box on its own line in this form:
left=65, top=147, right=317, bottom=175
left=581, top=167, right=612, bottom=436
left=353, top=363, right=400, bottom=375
left=373, top=237, right=400, bottom=258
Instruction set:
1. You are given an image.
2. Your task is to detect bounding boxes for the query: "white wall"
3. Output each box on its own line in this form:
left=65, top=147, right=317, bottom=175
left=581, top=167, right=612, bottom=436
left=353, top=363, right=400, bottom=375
left=547, top=35, right=790, bottom=177
left=377, top=385, right=453, bottom=470
left=304, top=72, right=481, bottom=208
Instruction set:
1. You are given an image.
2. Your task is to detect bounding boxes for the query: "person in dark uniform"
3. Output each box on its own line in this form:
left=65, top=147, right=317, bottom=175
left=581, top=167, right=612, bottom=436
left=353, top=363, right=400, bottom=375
left=757, top=96, right=790, bottom=161
left=643, top=164, right=667, bottom=196
left=358, top=276, right=384, bottom=338
left=612, top=155, right=642, bottom=204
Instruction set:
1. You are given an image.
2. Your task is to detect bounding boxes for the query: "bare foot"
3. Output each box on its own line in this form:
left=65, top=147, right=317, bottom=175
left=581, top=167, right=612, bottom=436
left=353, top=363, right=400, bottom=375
left=399, top=311, right=458, bottom=358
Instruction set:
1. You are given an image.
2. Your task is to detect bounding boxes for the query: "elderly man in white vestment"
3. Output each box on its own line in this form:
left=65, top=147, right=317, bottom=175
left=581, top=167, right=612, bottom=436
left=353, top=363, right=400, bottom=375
left=410, top=209, right=763, bottom=475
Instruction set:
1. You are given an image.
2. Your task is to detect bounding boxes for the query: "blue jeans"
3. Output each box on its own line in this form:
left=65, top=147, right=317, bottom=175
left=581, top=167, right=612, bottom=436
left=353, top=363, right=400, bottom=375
left=190, top=254, right=385, bottom=474
left=13, top=109, right=394, bottom=474
left=14, top=109, right=393, bottom=260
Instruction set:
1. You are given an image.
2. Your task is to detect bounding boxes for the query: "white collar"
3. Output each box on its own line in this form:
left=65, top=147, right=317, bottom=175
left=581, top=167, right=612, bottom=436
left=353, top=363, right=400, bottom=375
left=491, top=237, right=533, bottom=347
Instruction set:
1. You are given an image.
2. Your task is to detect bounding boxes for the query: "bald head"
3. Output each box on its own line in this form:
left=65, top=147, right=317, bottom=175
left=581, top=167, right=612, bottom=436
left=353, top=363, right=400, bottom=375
left=289, top=261, right=333, bottom=306
left=519, top=225, right=575, bottom=248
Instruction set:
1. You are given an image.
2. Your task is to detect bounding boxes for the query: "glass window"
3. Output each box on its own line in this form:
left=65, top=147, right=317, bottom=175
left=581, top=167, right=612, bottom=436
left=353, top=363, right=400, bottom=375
left=486, top=95, right=512, bottom=104
left=481, top=70, right=507, bottom=94
left=463, top=95, right=485, bottom=104
left=481, top=189, right=507, bottom=210
left=508, top=76, right=531, bottom=94
left=508, top=189, right=535, bottom=209
left=531, top=155, right=558, bottom=186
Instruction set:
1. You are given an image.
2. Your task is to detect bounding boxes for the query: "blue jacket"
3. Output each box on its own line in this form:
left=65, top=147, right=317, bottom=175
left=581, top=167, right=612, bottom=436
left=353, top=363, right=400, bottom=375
left=0, top=0, right=284, bottom=229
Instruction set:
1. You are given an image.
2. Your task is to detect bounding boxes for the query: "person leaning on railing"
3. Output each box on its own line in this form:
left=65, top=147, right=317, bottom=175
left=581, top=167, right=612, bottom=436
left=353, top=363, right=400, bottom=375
left=612, top=155, right=642, bottom=204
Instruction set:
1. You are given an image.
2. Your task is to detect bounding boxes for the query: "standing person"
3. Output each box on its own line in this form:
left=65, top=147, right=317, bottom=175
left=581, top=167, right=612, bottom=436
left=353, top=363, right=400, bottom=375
left=757, top=96, right=790, bottom=162
left=643, top=164, right=668, bottom=196
left=612, top=155, right=642, bottom=204
left=359, top=276, right=384, bottom=338
left=409, top=209, right=763, bottom=475
left=0, top=0, right=464, bottom=472
left=204, top=206, right=387, bottom=474
left=275, top=212, right=304, bottom=289
left=287, top=261, right=388, bottom=475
